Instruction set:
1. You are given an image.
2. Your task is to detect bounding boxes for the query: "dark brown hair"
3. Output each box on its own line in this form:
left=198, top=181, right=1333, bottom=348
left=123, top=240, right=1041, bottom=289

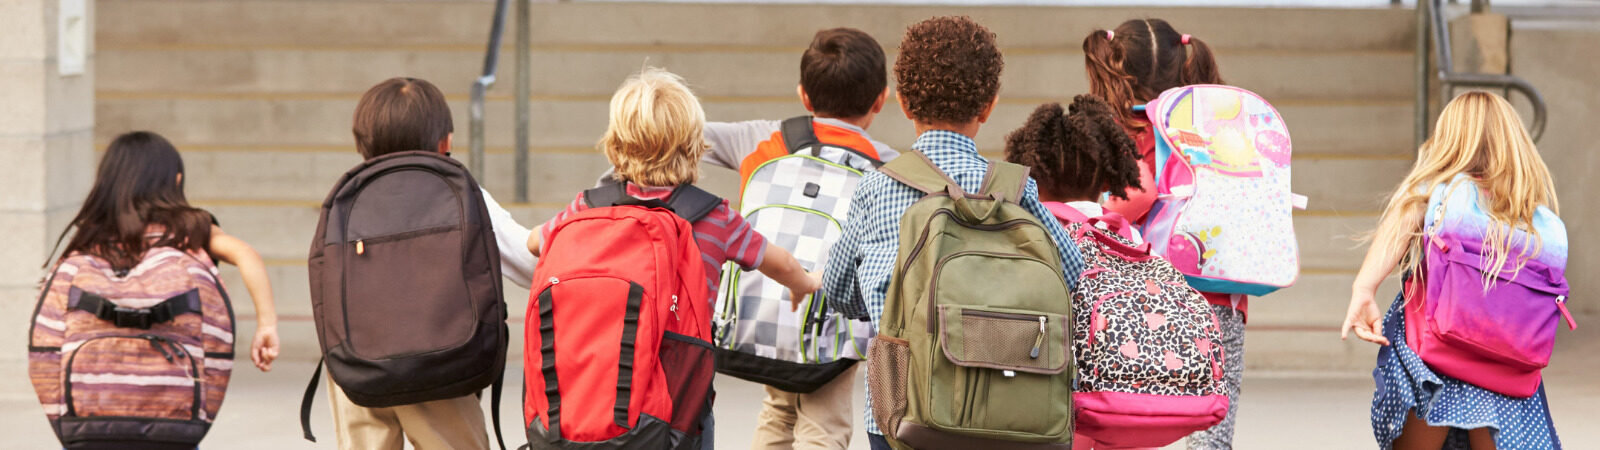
left=1004, top=95, right=1142, bottom=201
left=801, top=28, right=888, bottom=118
left=52, top=131, right=213, bottom=272
left=894, top=16, right=1003, bottom=125
left=1083, top=19, right=1222, bottom=131
left=352, top=77, right=454, bottom=159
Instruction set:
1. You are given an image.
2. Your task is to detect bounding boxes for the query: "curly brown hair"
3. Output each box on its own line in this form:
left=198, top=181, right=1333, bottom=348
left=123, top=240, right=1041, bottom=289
left=1004, top=95, right=1142, bottom=201
left=894, top=16, right=1003, bottom=125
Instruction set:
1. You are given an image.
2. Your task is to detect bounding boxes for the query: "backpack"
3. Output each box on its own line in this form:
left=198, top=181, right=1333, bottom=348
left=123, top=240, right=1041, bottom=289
left=1138, top=85, right=1303, bottom=296
left=523, top=182, right=720, bottom=449
left=28, top=247, right=235, bottom=450
left=1048, top=205, right=1229, bottom=449
left=300, top=151, right=508, bottom=447
left=1405, top=175, right=1575, bottom=398
left=866, top=154, right=1074, bottom=450
left=714, top=116, right=881, bottom=393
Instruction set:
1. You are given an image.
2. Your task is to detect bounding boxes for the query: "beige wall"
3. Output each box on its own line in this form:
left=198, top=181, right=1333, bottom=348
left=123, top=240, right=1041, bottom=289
left=0, top=0, right=96, bottom=396
left=1510, top=20, right=1600, bottom=329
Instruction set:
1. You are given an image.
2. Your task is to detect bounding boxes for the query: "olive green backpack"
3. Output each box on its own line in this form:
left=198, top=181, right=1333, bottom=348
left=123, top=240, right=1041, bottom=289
left=867, top=153, right=1074, bottom=449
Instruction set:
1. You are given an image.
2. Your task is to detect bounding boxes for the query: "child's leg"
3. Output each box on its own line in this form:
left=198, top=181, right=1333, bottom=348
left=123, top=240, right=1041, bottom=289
left=1466, top=428, right=1497, bottom=450
left=1186, top=304, right=1245, bottom=450
left=752, top=386, right=801, bottom=450
left=390, top=393, right=489, bottom=450
left=1392, top=410, right=1449, bottom=450
left=791, top=365, right=857, bottom=450
left=327, top=376, right=406, bottom=450
left=700, top=412, right=715, bottom=450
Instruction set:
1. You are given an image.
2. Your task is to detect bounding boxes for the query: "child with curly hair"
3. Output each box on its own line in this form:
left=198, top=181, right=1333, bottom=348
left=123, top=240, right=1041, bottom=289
left=1005, top=95, right=1144, bottom=241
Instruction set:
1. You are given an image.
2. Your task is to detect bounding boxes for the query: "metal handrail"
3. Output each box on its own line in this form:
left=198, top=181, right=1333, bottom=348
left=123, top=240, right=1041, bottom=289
left=1416, top=0, right=1548, bottom=145
left=469, top=0, right=513, bottom=178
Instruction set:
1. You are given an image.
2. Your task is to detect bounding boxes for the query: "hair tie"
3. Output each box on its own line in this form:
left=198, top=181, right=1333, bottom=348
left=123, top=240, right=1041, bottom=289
left=1105, top=30, right=1115, bottom=41
left=1180, top=34, right=1192, bottom=45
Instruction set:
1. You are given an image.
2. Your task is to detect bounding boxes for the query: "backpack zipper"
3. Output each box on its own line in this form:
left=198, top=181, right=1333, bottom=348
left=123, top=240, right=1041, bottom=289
left=1032, top=316, right=1047, bottom=359
left=670, top=294, right=681, bottom=321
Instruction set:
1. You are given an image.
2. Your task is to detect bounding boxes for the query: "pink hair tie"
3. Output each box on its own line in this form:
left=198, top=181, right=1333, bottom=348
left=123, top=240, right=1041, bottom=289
left=1180, top=34, right=1192, bottom=45
left=1105, top=30, right=1115, bottom=41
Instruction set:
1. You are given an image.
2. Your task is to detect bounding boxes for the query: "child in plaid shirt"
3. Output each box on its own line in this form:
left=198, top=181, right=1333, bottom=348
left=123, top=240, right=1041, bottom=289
left=819, top=16, right=1086, bottom=450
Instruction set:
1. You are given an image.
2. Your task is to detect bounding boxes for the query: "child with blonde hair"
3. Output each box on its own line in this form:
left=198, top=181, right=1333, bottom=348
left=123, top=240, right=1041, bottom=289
left=1345, top=91, right=1567, bottom=449
left=529, top=67, right=820, bottom=449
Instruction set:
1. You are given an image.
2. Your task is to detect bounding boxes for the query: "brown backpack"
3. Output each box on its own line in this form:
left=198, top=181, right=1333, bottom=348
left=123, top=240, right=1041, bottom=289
left=29, top=247, right=236, bottom=450
left=299, top=151, right=508, bottom=447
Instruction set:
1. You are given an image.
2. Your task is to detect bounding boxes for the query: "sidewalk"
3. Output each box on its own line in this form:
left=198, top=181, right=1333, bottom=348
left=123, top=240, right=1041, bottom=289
left=4, top=349, right=1595, bottom=448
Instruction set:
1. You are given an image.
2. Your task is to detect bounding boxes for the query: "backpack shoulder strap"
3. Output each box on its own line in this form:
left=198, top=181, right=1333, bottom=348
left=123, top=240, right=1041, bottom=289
left=879, top=151, right=959, bottom=196
left=667, top=185, right=721, bottom=223
left=979, top=161, right=1030, bottom=204
left=582, top=180, right=628, bottom=210
left=780, top=116, right=820, bottom=154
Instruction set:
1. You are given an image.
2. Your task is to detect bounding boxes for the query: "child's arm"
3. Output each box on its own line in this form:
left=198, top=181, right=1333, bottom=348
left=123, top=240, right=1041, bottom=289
left=756, top=243, right=821, bottom=311
left=703, top=120, right=780, bottom=170
left=207, top=226, right=279, bottom=371
left=526, top=231, right=543, bottom=258
left=1342, top=206, right=1423, bottom=345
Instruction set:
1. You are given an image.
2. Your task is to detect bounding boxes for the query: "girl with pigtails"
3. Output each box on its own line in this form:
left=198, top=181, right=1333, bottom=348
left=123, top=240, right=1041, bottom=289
left=1081, top=19, right=1242, bottom=450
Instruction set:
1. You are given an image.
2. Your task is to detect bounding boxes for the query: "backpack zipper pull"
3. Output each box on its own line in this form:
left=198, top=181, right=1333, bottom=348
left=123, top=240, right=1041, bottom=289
left=145, top=335, right=174, bottom=363
left=355, top=240, right=365, bottom=255
left=1030, top=316, right=1046, bottom=359
left=670, top=294, right=681, bottom=321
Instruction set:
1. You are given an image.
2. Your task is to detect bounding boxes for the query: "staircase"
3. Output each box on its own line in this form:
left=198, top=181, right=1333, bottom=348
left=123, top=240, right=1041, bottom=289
left=95, top=0, right=1419, bottom=373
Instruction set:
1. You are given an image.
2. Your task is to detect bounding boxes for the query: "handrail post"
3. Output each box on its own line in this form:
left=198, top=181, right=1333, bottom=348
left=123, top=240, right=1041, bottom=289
left=514, top=0, right=531, bottom=202
left=1415, top=0, right=1431, bottom=147
left=469, top=0, right=512, bottom=179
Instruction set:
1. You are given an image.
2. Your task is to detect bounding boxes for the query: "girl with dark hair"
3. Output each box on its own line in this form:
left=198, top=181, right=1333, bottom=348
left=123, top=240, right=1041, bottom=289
left=1082, top=19, right=1241, bottom=450
left=52, top=131, right=281, bottom=372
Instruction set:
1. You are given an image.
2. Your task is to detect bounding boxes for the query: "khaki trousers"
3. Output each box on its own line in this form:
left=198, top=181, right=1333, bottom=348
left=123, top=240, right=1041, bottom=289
left=327, top=376, right=490, bottom=450
left=749, top=364, right=857, bottom=450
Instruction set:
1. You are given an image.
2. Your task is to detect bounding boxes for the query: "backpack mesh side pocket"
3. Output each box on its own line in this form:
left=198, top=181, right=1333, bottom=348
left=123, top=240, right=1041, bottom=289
left=867, top=335, right=910, bottom=435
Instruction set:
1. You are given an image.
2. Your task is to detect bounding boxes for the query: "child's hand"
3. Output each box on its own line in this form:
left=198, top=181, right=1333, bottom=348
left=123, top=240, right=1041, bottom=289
left=789, top=271, right=824, bottom=312
left=251, top=325, right=281, bottom=372
left=1341, top=290, right=1389, bottom=346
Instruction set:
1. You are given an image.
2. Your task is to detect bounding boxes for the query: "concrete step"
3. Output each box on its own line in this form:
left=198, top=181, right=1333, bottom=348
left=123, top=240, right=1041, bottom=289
left=98, top=47, right=1416, bottom=102
left=100, top=1, right=1416, bottom=52
left=98, top=96, right=1414, bottom=165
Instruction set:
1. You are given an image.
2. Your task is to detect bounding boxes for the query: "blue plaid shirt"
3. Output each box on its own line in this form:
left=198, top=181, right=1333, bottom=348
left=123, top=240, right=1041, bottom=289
left=821, top=130, right=1085, bottom=436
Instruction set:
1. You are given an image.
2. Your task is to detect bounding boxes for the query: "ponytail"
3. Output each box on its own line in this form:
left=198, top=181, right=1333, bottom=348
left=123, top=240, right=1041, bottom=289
left=1082, top=28, right=1142, bottom=132
left=1180, top=35, right=1223, bottom=85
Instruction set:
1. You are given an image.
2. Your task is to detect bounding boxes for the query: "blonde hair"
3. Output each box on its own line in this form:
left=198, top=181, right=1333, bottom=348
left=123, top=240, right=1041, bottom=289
left=599, top=67, right=708, bottom=187
left=1377, top=91, right=1559, bottom=279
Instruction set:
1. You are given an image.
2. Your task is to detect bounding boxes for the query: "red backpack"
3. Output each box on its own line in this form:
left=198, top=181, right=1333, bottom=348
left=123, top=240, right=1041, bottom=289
left=523, top=183, right=719, bottom=449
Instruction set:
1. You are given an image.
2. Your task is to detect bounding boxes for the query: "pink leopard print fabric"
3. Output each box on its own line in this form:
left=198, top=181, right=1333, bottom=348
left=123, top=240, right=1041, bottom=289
left=1066, top=222, right=1226, bottom=397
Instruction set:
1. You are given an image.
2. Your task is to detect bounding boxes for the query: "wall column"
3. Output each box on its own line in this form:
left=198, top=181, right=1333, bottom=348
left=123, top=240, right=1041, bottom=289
left=0, top=0, right=96, bottom=396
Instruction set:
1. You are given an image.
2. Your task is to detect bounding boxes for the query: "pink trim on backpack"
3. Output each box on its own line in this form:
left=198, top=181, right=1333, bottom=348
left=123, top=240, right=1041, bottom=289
left=1073, top=392, right=1228, bottom=448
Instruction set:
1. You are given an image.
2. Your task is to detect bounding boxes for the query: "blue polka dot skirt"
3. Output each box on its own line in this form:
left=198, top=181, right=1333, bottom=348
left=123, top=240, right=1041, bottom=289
left=1370, top=293, right=1564, bottom=449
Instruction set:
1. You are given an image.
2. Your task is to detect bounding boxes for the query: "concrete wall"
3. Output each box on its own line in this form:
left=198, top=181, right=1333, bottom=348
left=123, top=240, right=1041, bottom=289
left=1510, top=19, right=1600, bottom=330
left=1, top=0, right=96, bottom=396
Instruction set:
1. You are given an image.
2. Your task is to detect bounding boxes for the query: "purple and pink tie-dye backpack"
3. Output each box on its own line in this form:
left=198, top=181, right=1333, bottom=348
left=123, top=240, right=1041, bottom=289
left=1138, top=85, right=1304, bottom=296
left=1049, top=205, right=1228, bottom=449
left=28, top=247, right=235, bottom=449
left=1406, top=175, right=1575, bottom=398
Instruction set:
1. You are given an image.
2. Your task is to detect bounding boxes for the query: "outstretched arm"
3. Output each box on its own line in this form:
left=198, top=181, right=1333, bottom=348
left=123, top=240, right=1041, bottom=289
left=1342, top=207, right=1423, bottom=345
left=208, top=226, right=279, bottom=371
left=757, top=243, right=821, bottom=311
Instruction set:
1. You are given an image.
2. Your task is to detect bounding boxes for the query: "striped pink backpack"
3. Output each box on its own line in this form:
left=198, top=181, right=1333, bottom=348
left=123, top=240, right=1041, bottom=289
left=28, top=247, right=235, bottom=450
left=1048, top=204, right=1228, bottom=449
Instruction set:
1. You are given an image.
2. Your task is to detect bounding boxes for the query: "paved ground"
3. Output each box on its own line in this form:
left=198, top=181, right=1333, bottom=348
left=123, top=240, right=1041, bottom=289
left=4, top=342, right=1596, bottom=449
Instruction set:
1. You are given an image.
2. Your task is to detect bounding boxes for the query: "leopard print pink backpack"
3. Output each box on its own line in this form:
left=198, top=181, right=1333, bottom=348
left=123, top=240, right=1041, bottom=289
left=1047, top=203, right=1228, bottom=449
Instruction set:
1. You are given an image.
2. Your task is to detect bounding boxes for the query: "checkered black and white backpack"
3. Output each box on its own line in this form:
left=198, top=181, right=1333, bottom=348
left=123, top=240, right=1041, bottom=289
left=713, top=116, right=882, bottom=393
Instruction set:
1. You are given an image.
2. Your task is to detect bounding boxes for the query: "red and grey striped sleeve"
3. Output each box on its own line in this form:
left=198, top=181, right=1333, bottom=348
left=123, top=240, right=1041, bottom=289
left=536, top=192, right=590, bottom=256
left=701, top=202, right=766, bottom=271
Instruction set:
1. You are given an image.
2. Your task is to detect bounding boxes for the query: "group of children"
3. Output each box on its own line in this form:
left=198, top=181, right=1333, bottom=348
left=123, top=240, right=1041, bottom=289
left=42, top=12, right=1568, bottom=450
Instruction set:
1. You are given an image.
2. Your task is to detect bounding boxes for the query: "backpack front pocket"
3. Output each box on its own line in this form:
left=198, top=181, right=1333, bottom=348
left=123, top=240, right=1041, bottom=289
left=928, top=306, right=1071, bottom=440
left=64, top=335, right=200, bottom=421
